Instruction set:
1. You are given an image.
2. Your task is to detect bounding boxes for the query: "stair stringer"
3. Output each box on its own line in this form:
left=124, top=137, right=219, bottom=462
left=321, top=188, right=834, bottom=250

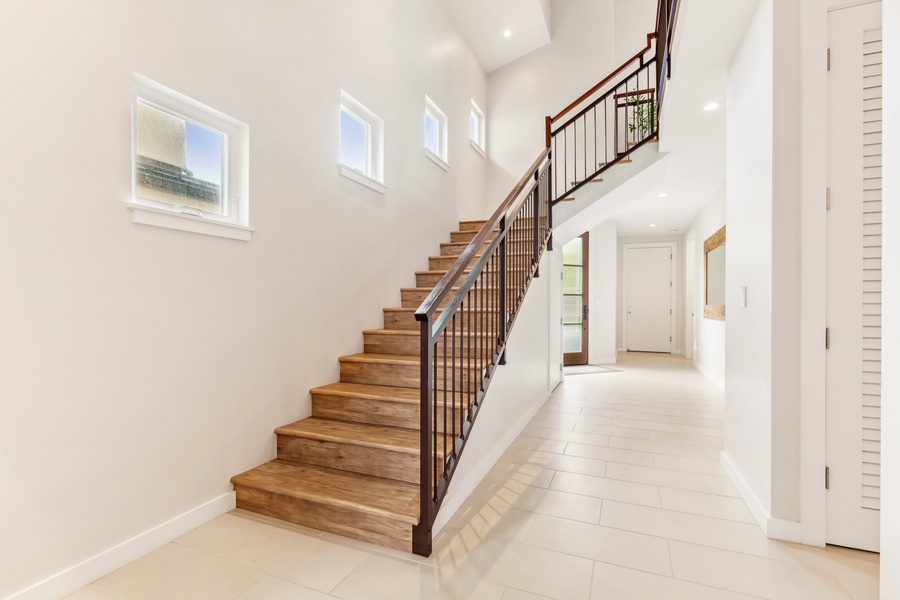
left=430, top=249, right=557, bottom=534
left=554, top=144, right=669, bottom=245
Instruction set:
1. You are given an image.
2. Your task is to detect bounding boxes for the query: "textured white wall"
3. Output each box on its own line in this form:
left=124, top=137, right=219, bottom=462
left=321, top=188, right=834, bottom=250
left=685, top=187, right=726, bottom=389
left=723, top=0, right=775, bottom=516
left=0, top=1, right=487, bottom=597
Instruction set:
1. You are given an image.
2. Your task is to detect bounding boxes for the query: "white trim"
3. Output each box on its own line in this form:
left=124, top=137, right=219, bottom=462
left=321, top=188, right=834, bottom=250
left=425, top=148, right=449, bottom=171
left=470, top=99, right=486, bottom=151
left=721, top=452, right=802, bottom=543
left=340, top=90, right=384, bottom=184
left=621, top=242, right=678, bottom=353
left=469, top=138, right=486, bottom=158
left=128, top=203, right=253, bottom=241
left=3, top=492, right=236, bottom=600
left=424, top=95, right=449, bottom=163
left=338, top=164, right=386, bottom=194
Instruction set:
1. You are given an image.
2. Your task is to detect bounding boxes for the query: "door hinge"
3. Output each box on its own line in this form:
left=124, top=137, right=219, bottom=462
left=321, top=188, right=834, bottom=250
left=825, top=328, right=831, bottom=350
left=669, top=336, right=672, bottom=342
left=826, top=187, right=831, bottom=210
left=827, top=48, right=831, bottom=71
left=825, top=466, right=830, bottom=490
left=670, top=309, right=672, bottom=315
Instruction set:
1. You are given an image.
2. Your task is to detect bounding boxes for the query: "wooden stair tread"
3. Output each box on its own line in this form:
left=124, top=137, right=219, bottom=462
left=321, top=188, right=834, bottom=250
left=311, top=381, right=420, bottom=403
left=232, top=460, right=419, bottom=524
left=364, top=328, right=492, bottom=338
left=276, top=417, right=424, bottom=453
left=384, top=306, right=495, bottom=314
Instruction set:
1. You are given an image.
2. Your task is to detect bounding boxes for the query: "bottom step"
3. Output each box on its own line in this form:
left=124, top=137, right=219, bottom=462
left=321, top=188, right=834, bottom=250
left=231, top=460, right=418, bottom=552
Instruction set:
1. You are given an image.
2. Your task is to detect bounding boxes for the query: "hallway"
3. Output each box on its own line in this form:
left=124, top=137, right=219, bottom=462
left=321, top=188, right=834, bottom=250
left=65, top=354, right=879, bottom=600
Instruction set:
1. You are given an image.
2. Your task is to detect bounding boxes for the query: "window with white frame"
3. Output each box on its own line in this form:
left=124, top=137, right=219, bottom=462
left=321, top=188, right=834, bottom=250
left=424, top=96, right=448, bottom=169
left=340, top=90, right=384, bottom=192
left=131, top=74, right=250, bottom=241
left=470, top=100, right=485, bottom=156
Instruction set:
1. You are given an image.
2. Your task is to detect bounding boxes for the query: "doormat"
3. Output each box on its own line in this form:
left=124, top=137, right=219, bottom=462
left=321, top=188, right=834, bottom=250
left=563, top=365, right=621, bottom=376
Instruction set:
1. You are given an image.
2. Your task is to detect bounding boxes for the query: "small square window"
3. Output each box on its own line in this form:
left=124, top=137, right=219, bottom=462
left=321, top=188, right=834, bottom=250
left=131, top=74, right=250, bottom=240
left=340, top=91, right=384, bottom=192
left=424, top=96, right=448, bottom=168
left=470, top=100, right=485, bottom=155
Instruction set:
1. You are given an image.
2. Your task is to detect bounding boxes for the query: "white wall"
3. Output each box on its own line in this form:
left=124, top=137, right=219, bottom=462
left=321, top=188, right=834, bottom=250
left=0, top=1, right=487, bottom=597
left=614, top=0, right=658, bottom=65
left=616, top=235, right=685, bottom=354
left=486, top=0, right=618, bottom=202
left=684, top=186, right=726, bottom=389
left=723, top=0, right=775, bottom=519
left=589, top=221, right=619, bottom=364
left=433, top=249, right=556, bottom=533
left=881, top=0, right=899, bottom=595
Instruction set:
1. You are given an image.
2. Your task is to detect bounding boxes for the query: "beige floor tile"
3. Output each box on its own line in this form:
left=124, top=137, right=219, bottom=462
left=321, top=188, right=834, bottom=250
left=550, top=470, right=661, bottom=507
left=500, top=589, right=555, bottom=600
left=542, top=403, right=584, bottom=415
left=608, top=435, right=700, bottom=458
left=96, top=543, right=263, bottom=600
left=649, top=430, right=725, bottom=448
left=659, top=487, right=756, bottom=523
left=484, top=460, right=557, bottom=488
left=528, top=416, right=576, bottom=431
left=332, top=554, right=505, bottom=600
left=564, top=441, right=655, bottom=467
left=669, top=540, right=853, bottom=599
left=175, top=512, right=367, bottom=592
left=652, top=453, right=728, bottom=476
left=573, top=422, right=651, bottom=440
left=573, top=413, right=614, bottom=426
left=502, top=447, right=607, bottom=477
left=611, top=417, right=688, bottom=434
left=521, top=426, right=611, bottom=447
left=234, top=576, right=335, bottom=600
left=525, top=514, right=672, bottom=576
left=487, top=478, right=603, bottom=523
left=62, top=586, right=128, bottom=600
left=589, top=562, right=761, bottom=600
left=605, top=462, right=740, bottom=497
left=508, top=435, right=569, bottom=454
left=447, top=503, right=538, bottom=544
left=440, top=536, right=593, bottom=600
left=599, top=500, right=743, bottom=552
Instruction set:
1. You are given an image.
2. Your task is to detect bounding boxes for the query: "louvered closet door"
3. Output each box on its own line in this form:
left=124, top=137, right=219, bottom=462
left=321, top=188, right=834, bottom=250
left=825, top=1, right=881, bottom=552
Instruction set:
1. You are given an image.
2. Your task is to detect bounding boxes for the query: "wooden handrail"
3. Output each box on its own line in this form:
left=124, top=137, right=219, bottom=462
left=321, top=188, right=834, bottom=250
left=415, top=148, right=550, bottom=323
left=550, top=32, right=656, bottom=124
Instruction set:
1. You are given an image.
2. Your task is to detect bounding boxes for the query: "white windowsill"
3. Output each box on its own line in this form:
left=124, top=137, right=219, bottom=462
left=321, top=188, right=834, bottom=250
left=470, top=139, right=486, bottom=158
left=339, top=164, right=386, bottom=194
left=425, top=149, right=449, bottom=171
left=127, top=202, right=253, bottom=241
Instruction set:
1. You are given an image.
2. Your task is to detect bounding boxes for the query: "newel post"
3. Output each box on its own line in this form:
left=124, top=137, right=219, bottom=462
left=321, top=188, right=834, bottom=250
left=412, top=316, right=434, bottom=557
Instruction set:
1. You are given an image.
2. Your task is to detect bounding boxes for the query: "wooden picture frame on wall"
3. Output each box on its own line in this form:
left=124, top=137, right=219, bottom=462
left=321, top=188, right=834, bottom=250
left=704, top=225, right=726, bottom=320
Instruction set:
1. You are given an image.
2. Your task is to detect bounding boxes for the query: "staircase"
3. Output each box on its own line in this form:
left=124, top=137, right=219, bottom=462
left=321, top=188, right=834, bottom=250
left=231, top=220, right=499, bottom=553
left=232, top=0, right=679, bottom=558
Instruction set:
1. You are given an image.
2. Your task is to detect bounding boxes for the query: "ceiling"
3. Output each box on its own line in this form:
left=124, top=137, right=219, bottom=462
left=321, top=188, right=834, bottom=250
left=444, top=0, right=761, bottom=238
left=440, top=0, right=552, bottom=72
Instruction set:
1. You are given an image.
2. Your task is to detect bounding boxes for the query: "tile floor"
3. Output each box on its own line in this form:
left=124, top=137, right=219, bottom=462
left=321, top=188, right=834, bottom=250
left=65, top=353, right=879, bottom=600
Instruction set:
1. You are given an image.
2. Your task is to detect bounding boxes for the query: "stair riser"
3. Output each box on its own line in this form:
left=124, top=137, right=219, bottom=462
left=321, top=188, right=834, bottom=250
left=440, top=242, right=490, bottom=256
left=340, top=360, right=480, bottom=390
left=311, top=394, right=464, bottom=430
left=364, top=332, right=495, bottom=356
left=385, top=310, right=496, bottom=331
left=233, top=484, right=411, bottom=552
left=459, top=220, right=488, bottom=232
left=401, top=289, right=502, bottom=308
left=278, top=436, right=420, bottom=484
left=450, top=231, right=479, bottom=243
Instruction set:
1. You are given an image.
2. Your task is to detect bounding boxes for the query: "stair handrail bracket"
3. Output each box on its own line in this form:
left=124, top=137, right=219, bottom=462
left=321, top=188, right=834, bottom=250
left=412, top=149, right=552, bottom=556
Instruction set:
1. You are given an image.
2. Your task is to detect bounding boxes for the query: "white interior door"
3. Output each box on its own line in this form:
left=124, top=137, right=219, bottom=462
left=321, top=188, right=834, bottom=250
left=624, top=245, right=673, bottom=353
left=825, top=1, right=881, bottom=552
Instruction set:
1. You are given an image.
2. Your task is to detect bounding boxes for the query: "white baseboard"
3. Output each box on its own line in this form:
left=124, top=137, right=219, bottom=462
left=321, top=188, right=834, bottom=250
left=720, top=452, right=801, bottom=543
left=5, top=492, right=236, bottom=600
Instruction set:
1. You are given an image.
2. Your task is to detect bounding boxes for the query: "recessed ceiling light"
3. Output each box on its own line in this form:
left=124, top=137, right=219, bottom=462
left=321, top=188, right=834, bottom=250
left=503, top=29, right=512, bottom=38
left=658, top=193, right=667, bottom=198
left=670, top=228, right=679, bottom=232
left=703, top=102, right=720, bottom=111
left=649, top=224, right=657, bottom=228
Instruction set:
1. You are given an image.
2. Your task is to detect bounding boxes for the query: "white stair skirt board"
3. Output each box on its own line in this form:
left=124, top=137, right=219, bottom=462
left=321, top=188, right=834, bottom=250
left=720, top=452, right=803, bottom=544
left=4, top=492, right=236, bottom=600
